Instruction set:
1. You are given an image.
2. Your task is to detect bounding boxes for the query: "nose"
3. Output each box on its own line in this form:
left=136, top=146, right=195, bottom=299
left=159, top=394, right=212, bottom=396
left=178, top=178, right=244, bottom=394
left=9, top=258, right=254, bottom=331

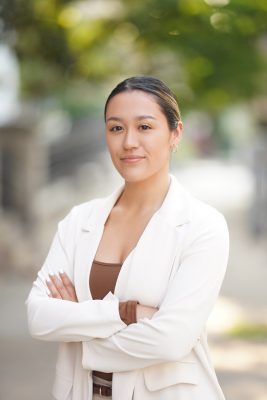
left=123, top=127, right=139, bottom=149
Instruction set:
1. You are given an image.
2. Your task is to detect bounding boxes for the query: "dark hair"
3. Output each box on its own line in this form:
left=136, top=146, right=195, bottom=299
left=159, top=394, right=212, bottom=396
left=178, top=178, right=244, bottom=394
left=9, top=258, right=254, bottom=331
left=104, top=76, right=181, bottom=130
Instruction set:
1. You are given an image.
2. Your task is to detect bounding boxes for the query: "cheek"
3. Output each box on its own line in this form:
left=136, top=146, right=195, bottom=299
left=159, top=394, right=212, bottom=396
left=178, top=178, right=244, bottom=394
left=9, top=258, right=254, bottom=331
left=106, top=133, right=117, bottom=152
left=106, top=135, right=122, bottom=166
left=146, top=132, right=171, bottom=155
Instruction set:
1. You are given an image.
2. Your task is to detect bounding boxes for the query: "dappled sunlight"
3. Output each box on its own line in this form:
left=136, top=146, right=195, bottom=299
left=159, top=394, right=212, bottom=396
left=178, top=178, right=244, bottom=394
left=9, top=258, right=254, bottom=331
left=207, top=296, right=247, bottom=334
left=211, top=339, right=267, bottom=372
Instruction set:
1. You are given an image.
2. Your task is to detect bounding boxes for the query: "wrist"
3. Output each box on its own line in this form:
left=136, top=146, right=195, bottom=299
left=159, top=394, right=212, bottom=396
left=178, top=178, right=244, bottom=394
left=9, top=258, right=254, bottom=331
left=119, top=301, right=139, bottom=325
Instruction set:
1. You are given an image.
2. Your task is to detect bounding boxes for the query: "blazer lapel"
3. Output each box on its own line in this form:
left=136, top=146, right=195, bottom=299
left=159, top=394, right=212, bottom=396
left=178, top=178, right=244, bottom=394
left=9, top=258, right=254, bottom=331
left=74, top=173, right=192, bottom=304
left=114, top=174, right=192, bottom=306
left=74, top=183, right=125, bottom=302
left=114, top=212, right=181, bottom=306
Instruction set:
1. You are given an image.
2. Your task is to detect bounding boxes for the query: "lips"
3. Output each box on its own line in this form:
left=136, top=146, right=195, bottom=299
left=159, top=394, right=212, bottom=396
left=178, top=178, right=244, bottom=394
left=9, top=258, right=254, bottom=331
left=120, top=156, right=145, bottom=160
left=120, top=155, right=146, bottom=164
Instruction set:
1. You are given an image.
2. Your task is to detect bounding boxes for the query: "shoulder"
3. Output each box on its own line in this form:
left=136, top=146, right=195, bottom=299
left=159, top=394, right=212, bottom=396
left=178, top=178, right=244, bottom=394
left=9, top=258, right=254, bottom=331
left=190, top=195, right=227, bottom=227
left=175, top=191, right=230, bottom=264
left=171, top=175, right=228, bottom=229
left=184, top=190, right=229, bottom=242
left=169, top=175, right=227, bottom=234
left=57, top=196, right=105, bottom=236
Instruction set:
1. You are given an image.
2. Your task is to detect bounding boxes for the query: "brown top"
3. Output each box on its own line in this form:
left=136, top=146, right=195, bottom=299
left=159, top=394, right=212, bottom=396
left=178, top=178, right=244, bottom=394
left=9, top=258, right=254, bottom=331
left=89, top=259, right=138, bottom=381
left=89, top=259, right=122, bottom=300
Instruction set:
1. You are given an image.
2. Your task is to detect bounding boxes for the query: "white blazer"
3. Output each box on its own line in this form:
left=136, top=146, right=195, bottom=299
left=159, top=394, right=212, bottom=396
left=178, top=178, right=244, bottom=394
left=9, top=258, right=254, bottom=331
left=26, top=173, right=229, bottom=400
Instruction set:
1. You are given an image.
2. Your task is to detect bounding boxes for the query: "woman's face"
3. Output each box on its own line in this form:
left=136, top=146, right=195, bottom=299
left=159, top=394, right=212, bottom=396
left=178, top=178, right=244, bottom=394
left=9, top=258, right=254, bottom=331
left=105, top=90, right=182, bottom=182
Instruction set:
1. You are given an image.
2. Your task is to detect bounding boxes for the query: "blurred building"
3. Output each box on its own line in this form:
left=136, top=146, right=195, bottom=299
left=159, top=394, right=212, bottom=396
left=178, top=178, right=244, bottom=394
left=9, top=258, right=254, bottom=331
left=0, top=43, right=20, bottom=126
left=0, top=49, right=107, bottom=274
left=250, top=99, right=267, bottom=236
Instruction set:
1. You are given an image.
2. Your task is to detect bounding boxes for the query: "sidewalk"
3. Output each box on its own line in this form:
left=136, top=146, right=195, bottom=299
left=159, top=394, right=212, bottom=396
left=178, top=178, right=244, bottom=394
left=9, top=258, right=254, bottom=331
left=207, top=207, right=267, bottom=400
left=0, top=273, right=57, bottom=400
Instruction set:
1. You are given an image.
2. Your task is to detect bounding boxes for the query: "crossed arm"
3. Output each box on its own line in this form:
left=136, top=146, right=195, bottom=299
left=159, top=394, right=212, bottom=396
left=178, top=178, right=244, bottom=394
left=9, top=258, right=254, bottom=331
left=46, top=271, right=158, bottom=322
left=26, top=209, right=158, bottom=343
left=45, top=212, right=229, bottom=373
left=26, top=207, right=229, bottom=371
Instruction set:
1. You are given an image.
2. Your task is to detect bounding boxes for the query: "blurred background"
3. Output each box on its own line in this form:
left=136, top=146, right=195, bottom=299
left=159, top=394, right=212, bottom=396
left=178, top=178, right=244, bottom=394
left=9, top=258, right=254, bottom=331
left=0, top=0, right=266, bottom=399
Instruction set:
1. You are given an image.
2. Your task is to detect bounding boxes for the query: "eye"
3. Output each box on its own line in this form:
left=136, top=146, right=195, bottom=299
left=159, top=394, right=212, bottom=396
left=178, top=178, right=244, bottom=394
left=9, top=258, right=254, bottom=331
left=109, top=125, right=123, bottom=133
left=139, top=124, right=151, bottom=131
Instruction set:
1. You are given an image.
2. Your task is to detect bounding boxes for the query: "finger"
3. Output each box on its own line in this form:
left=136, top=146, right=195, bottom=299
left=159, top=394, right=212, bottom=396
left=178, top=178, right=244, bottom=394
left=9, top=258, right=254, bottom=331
left=59, top=270, right=77, bottom=301
left=46, top=276, right=62, bottom=299
left=48, top=272, right=70, bottom=300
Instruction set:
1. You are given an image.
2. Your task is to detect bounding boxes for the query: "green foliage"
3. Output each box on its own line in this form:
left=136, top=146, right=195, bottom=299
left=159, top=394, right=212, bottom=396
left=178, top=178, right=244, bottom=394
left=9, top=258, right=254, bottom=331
left=1, top=0, right=267, bottom=112
left=228, top=323, right=267, bottom=340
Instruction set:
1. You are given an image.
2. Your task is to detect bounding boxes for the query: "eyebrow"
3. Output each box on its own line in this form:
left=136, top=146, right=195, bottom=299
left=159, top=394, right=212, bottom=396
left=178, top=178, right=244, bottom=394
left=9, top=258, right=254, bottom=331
left=106, top=115, right=157, bottom=122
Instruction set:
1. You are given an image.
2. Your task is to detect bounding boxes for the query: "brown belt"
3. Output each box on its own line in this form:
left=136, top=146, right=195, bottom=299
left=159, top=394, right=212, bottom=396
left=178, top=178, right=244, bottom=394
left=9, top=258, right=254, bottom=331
left=93, top=383, right=112, bottom=397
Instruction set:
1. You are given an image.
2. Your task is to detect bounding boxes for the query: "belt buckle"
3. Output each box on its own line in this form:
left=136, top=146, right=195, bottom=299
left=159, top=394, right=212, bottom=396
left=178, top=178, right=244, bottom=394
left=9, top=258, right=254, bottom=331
left=94, top=382, right=111, bottom=397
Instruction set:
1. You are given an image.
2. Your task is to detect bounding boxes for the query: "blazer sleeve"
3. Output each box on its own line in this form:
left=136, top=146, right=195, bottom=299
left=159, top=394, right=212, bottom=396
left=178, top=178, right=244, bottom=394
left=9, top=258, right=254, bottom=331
left=26, top=206, right=127, bottom=342
left=82, top=211, right=229, bottom=372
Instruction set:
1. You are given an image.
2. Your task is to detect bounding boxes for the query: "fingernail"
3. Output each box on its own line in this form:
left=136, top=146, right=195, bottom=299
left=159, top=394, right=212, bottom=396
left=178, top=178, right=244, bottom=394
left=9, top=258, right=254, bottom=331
left=48, top=270, right=54, bottom=276
left=46, top=277, right=51, bottom=283
left=59, top=269, right=64, bottom=274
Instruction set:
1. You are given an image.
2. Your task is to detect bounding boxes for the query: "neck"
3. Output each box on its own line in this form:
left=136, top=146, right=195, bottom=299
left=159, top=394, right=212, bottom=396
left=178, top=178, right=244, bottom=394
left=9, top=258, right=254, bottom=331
left=117, top=169, right=171, bottom=214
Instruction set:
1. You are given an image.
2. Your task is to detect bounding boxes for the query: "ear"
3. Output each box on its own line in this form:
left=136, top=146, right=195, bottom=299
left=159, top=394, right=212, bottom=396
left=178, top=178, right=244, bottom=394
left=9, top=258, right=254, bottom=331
left=170, top=120, right=183, bottom=147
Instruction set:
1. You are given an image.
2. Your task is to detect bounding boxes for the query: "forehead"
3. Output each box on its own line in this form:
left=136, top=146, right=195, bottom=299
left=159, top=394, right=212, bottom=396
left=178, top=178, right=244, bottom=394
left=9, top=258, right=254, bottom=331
left=105, top=90, right=163, bottom=118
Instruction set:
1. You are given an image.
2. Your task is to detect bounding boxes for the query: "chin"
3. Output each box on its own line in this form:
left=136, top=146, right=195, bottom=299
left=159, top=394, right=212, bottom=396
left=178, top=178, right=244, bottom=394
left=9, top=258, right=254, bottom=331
left=119, top=173, right=145, bottom=183
left=116, top=168, right=155, bottom=184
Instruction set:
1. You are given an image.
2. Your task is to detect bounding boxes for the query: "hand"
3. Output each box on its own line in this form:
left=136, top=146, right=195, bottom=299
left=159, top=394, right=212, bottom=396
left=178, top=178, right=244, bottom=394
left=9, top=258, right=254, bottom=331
left=46, top=270, right=78, bottom=302
left=136, top=304, right=159, bottom=321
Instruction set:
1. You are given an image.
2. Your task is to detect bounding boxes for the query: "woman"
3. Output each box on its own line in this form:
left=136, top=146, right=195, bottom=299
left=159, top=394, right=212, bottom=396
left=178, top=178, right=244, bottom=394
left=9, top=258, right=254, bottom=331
left=26, top=76, right=229, bottom=400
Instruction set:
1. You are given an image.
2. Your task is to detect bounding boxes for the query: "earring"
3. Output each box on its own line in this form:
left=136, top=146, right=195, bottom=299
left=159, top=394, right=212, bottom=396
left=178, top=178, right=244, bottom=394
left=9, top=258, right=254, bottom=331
left=171, top=144, right=178, bottom=153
